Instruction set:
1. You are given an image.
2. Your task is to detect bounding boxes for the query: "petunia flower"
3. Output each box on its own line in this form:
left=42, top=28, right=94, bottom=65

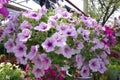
left=77, top=27, right=84, bottom=34
left=91, top=38, right=104, bottom=51
left=0, top=0, right=9, bottom=17
left=8, top=13, right=20, bottom=24
left=13, top=43, right=27, bottom=57
left=55, top=7, right=67, bottom=14
left=16, top=55, right=27, bottom=65
left=42, top=38, right=56, bottom=52
left=17, top=29, right=31, bottom=42
left=22, top=10, right=31, bottom=17
left=89, top=58, right=100, bottom=72
left=32, top=54, right=43, bottom=68
left=104, top=45, right=111, bottom=54
left=51, top=32, right=66, bottom=47
left=81, top=15, right=97, bottom=28
left=68, top=18, right=75, bottom=23
left=27, top=45, right=39, bottom=60
left=32, top=66, right=45, bottom=78
left=98, top=59, right=107, bottom=74
left=32, top=53, right=51, bottom=70
left=0, top=0, right=9, bottom=3
left=19, top=20, right=32, bottom=30
left=82, top=30, right=90, bottom=41
left=64, top=25, right=78, bottom=38
left=74, top=41, right=84, bottom=51
left=29, top=11, right=42, bottom=20
left=47, top=14, right=61, bottom=27
left=39, top=54, right=51, bottom=70
left=4, top=38, right=14, bottom=53
left=34, top=22, right=51, bottom=31
left=55, top=45, right=73, bottom=58
left=75, top=54, right=85, bottom=68
left=80, top=65, right=90, bottom=77
left=49, top=14, right=61, bottom=21
left=56, top=23, right=68, bottom=34
left=39, top=5, right=47, bottom=15
left=77, top=27, right=90, bottom=41
left=5, top=22, right=15, bottom=34
left=100, top=52, right=109, bottom=64
left=60, top=11, right=72, bottom=19
left=48, top=18, right=56, bottom=27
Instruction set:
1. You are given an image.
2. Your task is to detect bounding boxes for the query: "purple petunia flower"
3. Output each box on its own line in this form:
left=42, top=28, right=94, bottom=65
left=0, top=0, right=9, bottom=3
left=64, top=25, right=78, bottom=38
left=17, top=29, right=31, bottom=42
left=89, top=58, right=100, bottom=72
left=81, top=15, right=97, bottom=28
left=77, top=27, right=84, bottom=34
left=5, top=22, right=15, bottom=34
left=0, top=0, right=9, bottom=17
left=16, top=55, right=27, bottom=65
left=47, top=14, right=61, bottom=27
left=13, top=43, right=27, bottom=57
left=50, top=14, right=61, bottom=21
left=75, top=54, right=84, bottom=68
left=55, top=7, right=67, bottom=14
left=32, top=54, right=43, bottom=68
left=4, top=38, right=14, bottom=53
left=8, top=13, right=20, bottom=24
left=68, top=18, right=75, bottom=23
left=56, top=23, right=68, bottom=34
left=39, top=54, right=51, bottom=70
left=32, top=66, right=45, bottom=78
left=94, top=24, right=105, bottom=36
left=51, top=32, right=66, bottom=47
left=91, top=38, right=104, bottom=51
left=29, top=11, right=42, bottom=20
left=104, top=45, right=111, bottom=54
left=80, top=65, right=90, bottom=77
left=19, top=20, right=32, bottom=30
left=22, top=10, right=31, bottom=17
left=98, top=60, right=107, bottom=74
left=77, top=27, right=90, bottom=41
left=60, top=11, right=72, bottom=19
left=34, top=22, right=51, bottom=31
left=39, top=5, right=47, bottom=15
left=32, top=53, right=51, bottom=70
left=42, top=38, right=56, bottom=52
left=82, top=30, right=90, bottom=41
left=100, top=52, right=109, bottom=64
left=55, top=45, right=73, bottom=58
left=74, top=41, right=84, bottom=53
left=55, top=7, right=66, bottom=14
left=27, top=45, right=39, bottom=60
left=48, top=19, right=56, bottom=27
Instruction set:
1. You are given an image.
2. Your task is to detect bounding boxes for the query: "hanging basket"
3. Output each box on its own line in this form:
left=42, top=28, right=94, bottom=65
left=76, top=77, right=92, bottom=80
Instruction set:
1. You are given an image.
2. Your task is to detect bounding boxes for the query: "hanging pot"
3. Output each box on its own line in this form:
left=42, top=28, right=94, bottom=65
left=76, top=77, right=92, bottom=80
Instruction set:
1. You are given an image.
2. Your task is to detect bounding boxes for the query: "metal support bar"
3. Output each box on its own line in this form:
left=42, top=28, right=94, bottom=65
left=4, top=3, right=26, bottom=11
left=65, top=0, right=88, bottom=17
left=9, top=0, right=32, bottom=10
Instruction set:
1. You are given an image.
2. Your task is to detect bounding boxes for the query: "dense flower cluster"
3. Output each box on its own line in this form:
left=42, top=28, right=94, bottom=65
left=0, top=6, right=112, bottom=79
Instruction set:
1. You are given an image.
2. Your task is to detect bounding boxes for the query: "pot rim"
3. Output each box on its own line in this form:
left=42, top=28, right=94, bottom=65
left=76, top=76, right=92, bottom=79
